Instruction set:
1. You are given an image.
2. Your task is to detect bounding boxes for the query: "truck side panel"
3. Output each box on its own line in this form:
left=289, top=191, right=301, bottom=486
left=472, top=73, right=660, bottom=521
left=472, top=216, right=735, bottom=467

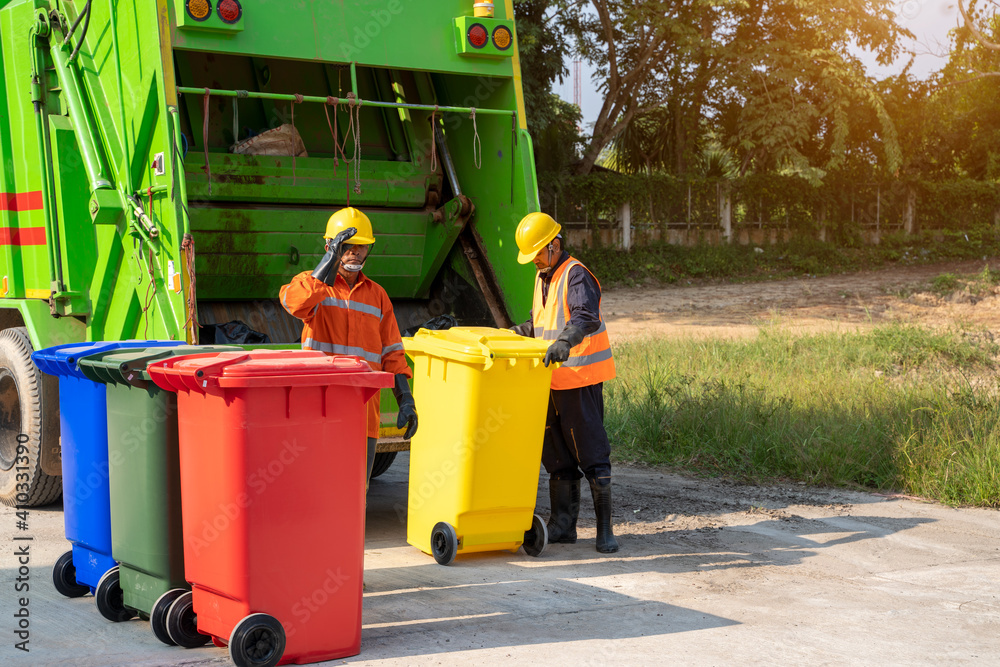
left=0, top=2, right=51, bottom=312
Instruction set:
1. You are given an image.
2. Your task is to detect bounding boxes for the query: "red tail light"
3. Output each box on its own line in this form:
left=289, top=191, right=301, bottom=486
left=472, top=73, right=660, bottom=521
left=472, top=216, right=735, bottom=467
left=218, top=0, right=242, bottom=24
left=468, top=24, right=488, bottom=49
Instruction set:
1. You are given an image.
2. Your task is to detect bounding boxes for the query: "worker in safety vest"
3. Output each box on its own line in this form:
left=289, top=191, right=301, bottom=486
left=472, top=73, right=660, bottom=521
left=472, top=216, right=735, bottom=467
left=512, top=212, right=619, bottom=553
left=279, top=207, right=417, bottom=488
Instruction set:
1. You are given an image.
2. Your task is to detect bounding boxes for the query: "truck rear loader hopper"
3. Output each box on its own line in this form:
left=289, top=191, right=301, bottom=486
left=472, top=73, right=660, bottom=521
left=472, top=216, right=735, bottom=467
left=0, top=0, right=540, bottom=506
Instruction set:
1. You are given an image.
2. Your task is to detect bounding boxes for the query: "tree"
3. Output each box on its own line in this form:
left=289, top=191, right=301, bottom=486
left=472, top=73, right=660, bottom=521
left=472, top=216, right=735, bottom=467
left=921, top=1, right=1000, bottom=179
left=514, top=1, right=569, bottom=136
left=514, top=0, right=583, bottom=172
left=603, top=107, right=672, bottom=174
left=958, top=1, right=1000, bottom=54
left=561, top=0, right=910, bottom=178
left=559, top=1, right=684, bottom=175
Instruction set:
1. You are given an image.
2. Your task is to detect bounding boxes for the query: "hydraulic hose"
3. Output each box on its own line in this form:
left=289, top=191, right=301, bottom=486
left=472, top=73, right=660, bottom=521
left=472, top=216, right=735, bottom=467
left=65, top=0, right=92, bottom=63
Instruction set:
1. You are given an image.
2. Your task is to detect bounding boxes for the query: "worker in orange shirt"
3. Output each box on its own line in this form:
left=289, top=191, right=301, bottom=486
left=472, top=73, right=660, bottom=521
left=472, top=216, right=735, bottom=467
left=280, top=207, right=417, bottom=488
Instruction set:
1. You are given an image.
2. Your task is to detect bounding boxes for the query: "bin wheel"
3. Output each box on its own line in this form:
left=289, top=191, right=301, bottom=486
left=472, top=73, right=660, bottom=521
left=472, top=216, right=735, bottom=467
left=228, top=613, right=286, bottom=667
left=522, top=513, right=548, bottom=557
left=95, top=567, right=137, bottom=623
left=150, top=588, right=186, bottom=646
left=369, top=451, right=397, bottom=479
left=0, top=327, right=61, bottom=508
left=165, top=591, right=210, bottom=648
left=430, top=521, right=458, bottom=566
left=52, top=550, right=89, bottom=598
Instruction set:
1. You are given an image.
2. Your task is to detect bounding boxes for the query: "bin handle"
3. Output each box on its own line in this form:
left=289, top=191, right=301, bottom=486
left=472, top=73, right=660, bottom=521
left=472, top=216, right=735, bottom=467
left=147, top=360, right=203, bottom=394
left=191, top=353, right=250, bottom=386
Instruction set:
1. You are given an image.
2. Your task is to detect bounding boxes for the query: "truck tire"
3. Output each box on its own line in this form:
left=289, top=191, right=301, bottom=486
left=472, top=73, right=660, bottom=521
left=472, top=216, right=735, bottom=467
left=0, top=327, right=62, bottom=507
left=369, top=451, right=397, bottom=479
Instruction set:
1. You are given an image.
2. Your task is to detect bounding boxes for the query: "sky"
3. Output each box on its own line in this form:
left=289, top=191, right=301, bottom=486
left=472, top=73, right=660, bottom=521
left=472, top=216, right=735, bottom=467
left=555, top=1, right=964, bottom=130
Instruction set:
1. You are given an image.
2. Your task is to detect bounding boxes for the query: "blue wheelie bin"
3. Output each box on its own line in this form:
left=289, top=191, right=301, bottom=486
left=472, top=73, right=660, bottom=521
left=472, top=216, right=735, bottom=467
left=32, top=340, right=184, bottom=618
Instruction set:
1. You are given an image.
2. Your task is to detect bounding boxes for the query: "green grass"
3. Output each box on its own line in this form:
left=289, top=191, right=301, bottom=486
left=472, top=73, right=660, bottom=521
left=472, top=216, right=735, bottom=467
left=931, top=273, right=959, bottom=295
left=930, top=265, right=1000, bottom=297
left=607, top=323, right=1000, bottom=506
left=574, top=231, right=1000, bottom=288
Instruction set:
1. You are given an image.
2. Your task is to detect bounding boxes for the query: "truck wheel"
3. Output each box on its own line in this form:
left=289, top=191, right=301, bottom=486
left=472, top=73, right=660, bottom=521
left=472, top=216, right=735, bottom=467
left=0, top=327, right=61, bottom=507
left=369, top=451, right=397, bottom=479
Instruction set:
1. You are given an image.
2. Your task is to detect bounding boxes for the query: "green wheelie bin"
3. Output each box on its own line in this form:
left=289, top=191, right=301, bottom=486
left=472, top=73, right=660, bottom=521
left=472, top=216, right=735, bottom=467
left=79, top=345, right=240, bottom=646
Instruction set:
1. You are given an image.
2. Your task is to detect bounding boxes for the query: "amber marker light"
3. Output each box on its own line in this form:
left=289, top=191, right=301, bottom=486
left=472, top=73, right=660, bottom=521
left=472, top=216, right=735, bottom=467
left=492, top=25, right=512, bottom=50
left=186, top=0, right=211, bottom=21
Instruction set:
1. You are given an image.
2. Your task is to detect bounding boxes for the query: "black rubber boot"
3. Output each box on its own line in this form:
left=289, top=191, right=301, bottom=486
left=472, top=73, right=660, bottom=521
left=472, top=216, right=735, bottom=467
left=589, top=478, right=619, bottom=553
left=546, top=478, right=580, bottom=544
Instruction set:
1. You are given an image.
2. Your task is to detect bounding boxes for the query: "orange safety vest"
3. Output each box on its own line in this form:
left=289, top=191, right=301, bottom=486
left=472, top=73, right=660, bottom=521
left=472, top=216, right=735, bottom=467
left=532, top=257, right=616, bottom=390
left=279, top=270, right=411, bottom=438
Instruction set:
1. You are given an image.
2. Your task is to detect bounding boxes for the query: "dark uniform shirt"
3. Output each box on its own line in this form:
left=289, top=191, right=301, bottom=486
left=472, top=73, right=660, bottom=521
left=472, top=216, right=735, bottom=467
left=517, top=251, right=602, bottom=337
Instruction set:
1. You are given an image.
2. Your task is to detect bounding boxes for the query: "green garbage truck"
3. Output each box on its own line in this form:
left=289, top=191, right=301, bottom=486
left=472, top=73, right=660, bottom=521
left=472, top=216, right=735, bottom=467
left=0, top=0, right=539, bottom=506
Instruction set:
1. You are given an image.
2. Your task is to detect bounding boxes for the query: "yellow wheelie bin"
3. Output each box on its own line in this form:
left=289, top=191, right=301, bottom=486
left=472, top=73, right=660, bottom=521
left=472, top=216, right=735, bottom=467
left=403, top=327, right=555, bottom=565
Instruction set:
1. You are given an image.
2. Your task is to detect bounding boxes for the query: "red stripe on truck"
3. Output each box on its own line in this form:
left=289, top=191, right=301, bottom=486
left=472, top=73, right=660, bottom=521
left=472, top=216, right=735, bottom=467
left=0, top=227, right=47, bottom=246
left=0, top=191, right=43, bottom=211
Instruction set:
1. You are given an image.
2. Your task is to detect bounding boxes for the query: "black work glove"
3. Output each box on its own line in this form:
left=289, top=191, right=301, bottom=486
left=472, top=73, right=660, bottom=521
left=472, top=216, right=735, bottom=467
left=393, top=373, right=418, bottom=439
left=543, top=324, right=585, bottom=367
left=510, top=320, right=533, bottom=337
left=311, top=226, right=357, bottom=285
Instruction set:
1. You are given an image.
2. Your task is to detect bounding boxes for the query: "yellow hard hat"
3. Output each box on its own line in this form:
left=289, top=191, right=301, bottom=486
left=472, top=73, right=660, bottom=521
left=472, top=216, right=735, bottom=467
left=324, top=207, right=375, bottom=244
left=515, top=212, right=561, bottom=264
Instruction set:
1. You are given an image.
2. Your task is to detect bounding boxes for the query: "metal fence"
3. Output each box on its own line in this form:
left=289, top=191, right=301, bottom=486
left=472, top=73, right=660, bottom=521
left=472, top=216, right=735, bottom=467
left=539, top=174, right=1000, bottom=249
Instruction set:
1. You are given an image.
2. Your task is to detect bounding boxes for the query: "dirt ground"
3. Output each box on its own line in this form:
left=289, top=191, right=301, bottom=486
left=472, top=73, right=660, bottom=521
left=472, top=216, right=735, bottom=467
left=1, top=259, right=999, bottom=665
left=602, top=258, right=1000, bottom=340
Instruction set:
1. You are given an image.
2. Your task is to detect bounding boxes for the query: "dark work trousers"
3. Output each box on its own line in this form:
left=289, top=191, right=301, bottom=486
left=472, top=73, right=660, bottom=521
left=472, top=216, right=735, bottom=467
left=542, top=383, right=612, bottom=482
left=366, top=436, right=377, bottom=492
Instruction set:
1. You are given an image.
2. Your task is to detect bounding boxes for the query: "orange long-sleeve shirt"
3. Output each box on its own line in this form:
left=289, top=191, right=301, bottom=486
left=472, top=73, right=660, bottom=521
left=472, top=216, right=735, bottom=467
left=280, top=270, right=411, bottom=437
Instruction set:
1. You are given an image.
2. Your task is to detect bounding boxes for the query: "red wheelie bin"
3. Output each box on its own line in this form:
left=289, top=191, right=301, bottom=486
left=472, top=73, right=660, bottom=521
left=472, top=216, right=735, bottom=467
left=147, top=350, right=392, bottom=667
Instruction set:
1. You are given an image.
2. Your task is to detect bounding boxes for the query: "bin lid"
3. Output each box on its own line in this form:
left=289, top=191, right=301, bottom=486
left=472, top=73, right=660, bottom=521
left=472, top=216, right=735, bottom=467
left=147, top=349, right=395, bottom=393
left=32, top=340, right=186, bottom=380
left=403, top=327, right=551, bottom=365
left=77, top=345, right=242, bottom=388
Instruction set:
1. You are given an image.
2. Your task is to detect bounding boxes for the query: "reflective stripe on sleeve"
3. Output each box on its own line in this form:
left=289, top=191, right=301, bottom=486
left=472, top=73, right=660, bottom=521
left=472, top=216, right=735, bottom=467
left=381, top=342, right=404, bottom=358
left=302, top=339, right=381, bottom=365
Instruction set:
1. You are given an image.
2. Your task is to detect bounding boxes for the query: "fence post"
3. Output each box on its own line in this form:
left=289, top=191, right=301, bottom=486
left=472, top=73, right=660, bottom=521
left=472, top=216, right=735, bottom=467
left=620, top=201, right=632, bottom=250
left=818, top=202, right=827, bottom=242
left=875, top=185, right=881, bottom=244
left=903, top=185, right=917, bottom=235
left=718, top=181, right=732, bottom=243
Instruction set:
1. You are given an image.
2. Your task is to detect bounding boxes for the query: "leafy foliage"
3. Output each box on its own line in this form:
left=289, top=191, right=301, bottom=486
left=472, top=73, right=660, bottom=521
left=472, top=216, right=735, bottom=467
left=558, top=0, right=909, bottom=177
left=513, top=0, right=570, bottom=136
